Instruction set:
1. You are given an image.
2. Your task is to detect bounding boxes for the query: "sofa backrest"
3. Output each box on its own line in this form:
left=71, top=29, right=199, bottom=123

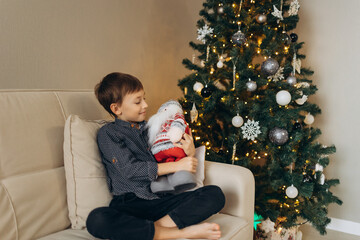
left=0, top=90, right=110, bottom=240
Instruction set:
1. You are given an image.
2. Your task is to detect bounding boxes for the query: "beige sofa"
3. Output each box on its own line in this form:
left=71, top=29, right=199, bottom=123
left=0, top=90, right=254, bottom=240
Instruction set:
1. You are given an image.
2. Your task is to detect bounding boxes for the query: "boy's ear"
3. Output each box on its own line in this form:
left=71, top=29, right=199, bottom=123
left=110, top=103, right=122, bottom=115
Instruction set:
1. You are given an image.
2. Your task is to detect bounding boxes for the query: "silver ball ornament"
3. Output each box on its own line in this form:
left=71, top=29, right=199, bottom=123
left=246, top=80, right=257, bottom=92
left=286, top=184, right=298, bottom=198
left=269, top=127, right=289, bottom=145
left=256, top=14, right=267, bottom=24
left=193, top=82, right=204, bottom=93
left=276, top=90, right=292, bottom=106
left=261, top=58, right=279, bottom=75
left=286, top=75, right=297, bottom=86
left=231, top=30, right=246, bottom=46
left=232, top=114, right=244, bottom=127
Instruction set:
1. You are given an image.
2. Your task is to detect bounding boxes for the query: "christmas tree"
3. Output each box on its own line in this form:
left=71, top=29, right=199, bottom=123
left=177, top=0, right=342, bottom=236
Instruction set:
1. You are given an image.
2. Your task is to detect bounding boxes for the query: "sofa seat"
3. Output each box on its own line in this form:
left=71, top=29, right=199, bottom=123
left=38, top=213, right=251, bottom=240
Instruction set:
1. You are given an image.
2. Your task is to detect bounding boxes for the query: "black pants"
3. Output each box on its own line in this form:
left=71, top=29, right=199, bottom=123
left=86, top=185, right=225, bottom=240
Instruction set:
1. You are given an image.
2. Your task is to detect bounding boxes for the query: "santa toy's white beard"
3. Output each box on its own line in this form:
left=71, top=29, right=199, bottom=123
left=147, top=105, right=183, bottom=146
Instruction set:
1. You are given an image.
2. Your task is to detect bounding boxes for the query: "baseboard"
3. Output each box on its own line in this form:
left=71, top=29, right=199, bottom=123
left=327, top=217, right=360, bottom=236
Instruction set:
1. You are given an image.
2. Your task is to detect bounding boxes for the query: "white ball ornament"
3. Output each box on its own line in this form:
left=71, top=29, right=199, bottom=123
left=193, top=82, right=204, bottom=93
left=232, top=114, right=244, bottom=128
left=217, top=60, right=224, bottom=68
left=276, top=90, right=291, bottom=106
left=304, top=113, right=314, bottom=125
left=286, top=184, right=298, bottom=198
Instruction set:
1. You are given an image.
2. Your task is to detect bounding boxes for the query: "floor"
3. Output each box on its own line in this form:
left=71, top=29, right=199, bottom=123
left=299, top=224, right=360, bottom=240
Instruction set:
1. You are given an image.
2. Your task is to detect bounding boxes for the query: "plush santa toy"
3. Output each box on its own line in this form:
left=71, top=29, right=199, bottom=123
left=147, top=100, right=196, bottom=194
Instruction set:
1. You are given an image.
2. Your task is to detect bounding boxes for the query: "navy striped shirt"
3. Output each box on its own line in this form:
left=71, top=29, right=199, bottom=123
left=97, top=118, right=160, bottom=200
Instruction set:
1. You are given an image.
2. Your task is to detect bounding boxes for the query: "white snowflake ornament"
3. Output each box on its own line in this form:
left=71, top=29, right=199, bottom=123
left=261, top=218, right=275, bottom=233
left=267, top=67, right=284, bottom=82
left=197, top=24, right=214, bottom=44
left=241, top=119, right=261, bottom=141
left=289, top=0, right=300, bottom=16
left=271, top=5, right=283, bottom=21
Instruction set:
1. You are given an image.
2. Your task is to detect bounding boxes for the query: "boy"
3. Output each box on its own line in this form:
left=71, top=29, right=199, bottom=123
left=86, top=72, right=225, bottom=240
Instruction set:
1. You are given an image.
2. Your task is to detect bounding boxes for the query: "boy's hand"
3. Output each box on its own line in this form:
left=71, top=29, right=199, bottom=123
left=173, top=128, right=196, bottom=157
left=176, top=156, right=198, bottom=173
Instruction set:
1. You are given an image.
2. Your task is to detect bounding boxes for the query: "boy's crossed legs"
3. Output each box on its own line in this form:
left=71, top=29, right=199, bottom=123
left=86, top=185, right=225, bottom=240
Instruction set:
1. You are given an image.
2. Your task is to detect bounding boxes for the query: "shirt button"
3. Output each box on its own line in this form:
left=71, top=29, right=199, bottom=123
left=131, top=124, right=134, bottom=128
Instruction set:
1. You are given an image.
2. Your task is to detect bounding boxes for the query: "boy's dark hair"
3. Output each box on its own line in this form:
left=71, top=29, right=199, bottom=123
left=95, top=72, right=143, bottom=118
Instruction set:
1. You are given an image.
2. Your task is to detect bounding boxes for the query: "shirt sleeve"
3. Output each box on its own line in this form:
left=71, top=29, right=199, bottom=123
left=98, top=129, right=158, bottom=182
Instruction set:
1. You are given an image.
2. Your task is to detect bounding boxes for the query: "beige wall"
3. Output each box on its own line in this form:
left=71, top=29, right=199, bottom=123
left=296, top=0, right=360, bottom=224
left=0, top=0, right=203, bottom=115
left=1, top=0, right=358, bottom=226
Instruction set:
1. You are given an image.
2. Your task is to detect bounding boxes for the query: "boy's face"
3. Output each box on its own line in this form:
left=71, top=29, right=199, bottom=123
left=113, top=90, right=148, bottom=122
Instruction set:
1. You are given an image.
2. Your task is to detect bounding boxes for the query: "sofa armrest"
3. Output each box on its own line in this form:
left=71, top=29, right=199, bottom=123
left=203, top=161, right=255, bottom=227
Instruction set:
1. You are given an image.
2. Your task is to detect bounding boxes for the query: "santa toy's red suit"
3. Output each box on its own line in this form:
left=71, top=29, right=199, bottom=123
left=147, top=100, right=196, bottom=193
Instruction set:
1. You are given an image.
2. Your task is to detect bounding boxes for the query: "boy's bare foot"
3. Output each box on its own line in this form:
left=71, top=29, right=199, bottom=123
left=181, top=222, right=221, bottom=240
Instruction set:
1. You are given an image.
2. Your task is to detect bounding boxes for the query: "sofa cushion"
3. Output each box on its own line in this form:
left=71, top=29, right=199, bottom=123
left=38, top=213, right=248, bottom=240
left=63, top=115, right=206, bottom=229
left=0, top=92, right=66, bottom=180
left=63, top=115, right=112, bottom=229
left=1, top=168, right=70, bottom=240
